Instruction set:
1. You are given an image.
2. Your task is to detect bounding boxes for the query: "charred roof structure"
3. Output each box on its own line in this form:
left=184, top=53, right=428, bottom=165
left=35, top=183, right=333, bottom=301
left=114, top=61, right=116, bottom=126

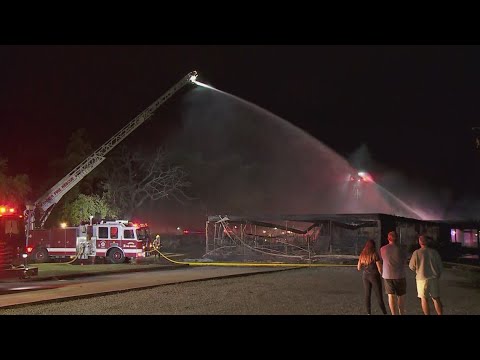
left=205, top=213, right=479, bottom=263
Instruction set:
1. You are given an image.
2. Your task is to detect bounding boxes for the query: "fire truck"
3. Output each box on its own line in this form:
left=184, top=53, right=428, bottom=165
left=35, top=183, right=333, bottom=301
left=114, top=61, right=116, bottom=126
left=0, top=205, right=25, bottom=262
left=0, top=205, right=38, bottom=278
left=28, top=220, right=149, bottom=263
left=21, top=71, right=198, bottom=263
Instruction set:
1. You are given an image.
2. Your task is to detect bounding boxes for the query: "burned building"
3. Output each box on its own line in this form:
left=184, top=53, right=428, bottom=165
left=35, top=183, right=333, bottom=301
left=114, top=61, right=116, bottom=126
left=205, top=213, right=478, bottom=262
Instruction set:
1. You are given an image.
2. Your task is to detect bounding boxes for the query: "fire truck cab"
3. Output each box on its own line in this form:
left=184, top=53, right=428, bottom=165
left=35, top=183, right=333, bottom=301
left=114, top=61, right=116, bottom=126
left=0, top=205, right=38, bottom=278
left=0, top=205, right=25, bottom=262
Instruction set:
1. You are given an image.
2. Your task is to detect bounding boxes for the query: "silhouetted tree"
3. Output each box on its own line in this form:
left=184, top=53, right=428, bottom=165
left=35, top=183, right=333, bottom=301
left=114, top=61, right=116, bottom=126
left=102, top=146, right=191, bottom=219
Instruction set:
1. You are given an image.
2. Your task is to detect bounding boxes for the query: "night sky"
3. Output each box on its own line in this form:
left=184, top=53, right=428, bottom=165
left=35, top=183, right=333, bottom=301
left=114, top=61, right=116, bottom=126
left=1, top=45, right=479, bottom=222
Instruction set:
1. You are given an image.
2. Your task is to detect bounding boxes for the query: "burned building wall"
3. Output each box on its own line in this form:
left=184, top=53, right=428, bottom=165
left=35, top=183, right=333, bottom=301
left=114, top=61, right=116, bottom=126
left=205, top=214, right=465, bottom=262
left=330, top=221, right=381, bottom=255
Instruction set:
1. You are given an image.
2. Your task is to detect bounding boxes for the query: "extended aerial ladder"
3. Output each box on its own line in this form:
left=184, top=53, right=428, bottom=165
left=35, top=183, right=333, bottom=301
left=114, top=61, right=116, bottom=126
left=28, top=71, right=198, bottom=229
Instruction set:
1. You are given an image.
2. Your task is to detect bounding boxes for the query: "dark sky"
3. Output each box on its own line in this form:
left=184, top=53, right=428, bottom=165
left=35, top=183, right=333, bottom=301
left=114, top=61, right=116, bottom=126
left=1, top=45, right=479, bottom=221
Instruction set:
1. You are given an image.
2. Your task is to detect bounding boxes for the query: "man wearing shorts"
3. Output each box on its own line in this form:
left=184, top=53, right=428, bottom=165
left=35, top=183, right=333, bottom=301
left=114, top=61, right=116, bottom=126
left=409, top=235, right=443, bottom=315
left=380, top=231, right=407, bottom=315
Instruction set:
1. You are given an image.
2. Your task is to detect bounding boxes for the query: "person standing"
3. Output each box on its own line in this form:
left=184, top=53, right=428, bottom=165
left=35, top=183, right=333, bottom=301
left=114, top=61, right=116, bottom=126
left=380, top=231, right=408, bottom=315
left=357, top=239, right=388, bottom=315
left=409, top=235, right=444, bottom=315
left=152, top=234, right=161, bottom=258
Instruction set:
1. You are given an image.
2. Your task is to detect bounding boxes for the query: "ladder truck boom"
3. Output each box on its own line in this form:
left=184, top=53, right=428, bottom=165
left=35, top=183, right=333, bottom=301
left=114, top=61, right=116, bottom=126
left=31, top=71, right=198, bottom=228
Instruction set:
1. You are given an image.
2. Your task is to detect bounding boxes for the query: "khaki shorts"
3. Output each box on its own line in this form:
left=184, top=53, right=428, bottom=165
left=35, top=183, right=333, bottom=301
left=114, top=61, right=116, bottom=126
left=416, top=278, right=440, bottom=299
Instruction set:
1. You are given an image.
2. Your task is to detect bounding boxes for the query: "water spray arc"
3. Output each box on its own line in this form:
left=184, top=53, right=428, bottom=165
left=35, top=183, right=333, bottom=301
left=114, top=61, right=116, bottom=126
left=347, top=169, right=426, bottom=220
left=192, top=79, right=216, bottom=90
left=192, top=78, right=429, bottom=220
left=175, top=71, right=441, bottom=268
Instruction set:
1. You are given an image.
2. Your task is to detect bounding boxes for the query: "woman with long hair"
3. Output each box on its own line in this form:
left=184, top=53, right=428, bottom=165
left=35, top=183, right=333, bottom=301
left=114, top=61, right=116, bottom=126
left=357, top=239, right=388, bottom=315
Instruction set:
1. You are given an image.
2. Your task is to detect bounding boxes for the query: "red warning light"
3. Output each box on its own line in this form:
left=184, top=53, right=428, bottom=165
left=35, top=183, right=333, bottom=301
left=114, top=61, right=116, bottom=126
left=0, top=206, right=16, bottom=214
left=26, top=246, right=33, bottom=253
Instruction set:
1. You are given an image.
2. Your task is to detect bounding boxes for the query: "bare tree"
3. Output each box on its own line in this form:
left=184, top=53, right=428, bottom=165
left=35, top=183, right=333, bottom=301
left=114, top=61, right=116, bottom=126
left=102, top=146, right=191, bottom=218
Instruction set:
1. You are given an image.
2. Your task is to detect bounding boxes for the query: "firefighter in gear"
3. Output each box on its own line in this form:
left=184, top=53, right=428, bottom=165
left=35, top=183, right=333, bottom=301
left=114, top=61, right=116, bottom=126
left=153, top=234, right=161, bottom=258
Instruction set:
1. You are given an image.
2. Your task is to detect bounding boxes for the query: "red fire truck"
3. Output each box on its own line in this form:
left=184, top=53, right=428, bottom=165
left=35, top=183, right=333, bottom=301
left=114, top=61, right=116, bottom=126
left=0, top=205, right=25, bottom=261
left=28, top=220, right=148, bottom=264
left=20, top=71, right=197, bottom=263
left=0, top=205, right=38, bottom=278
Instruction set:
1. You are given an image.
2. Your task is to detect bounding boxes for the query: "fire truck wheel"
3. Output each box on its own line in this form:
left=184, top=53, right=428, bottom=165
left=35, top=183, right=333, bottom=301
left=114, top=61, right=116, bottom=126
left=32, top=248, right=49, bottom=263
left=107, top=248, right=125, bottom=264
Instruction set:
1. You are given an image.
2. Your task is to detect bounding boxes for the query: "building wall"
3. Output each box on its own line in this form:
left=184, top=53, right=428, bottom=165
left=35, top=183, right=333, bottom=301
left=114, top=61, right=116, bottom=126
left=205, top=214, right=473, bottom=260
left=330, top=221, right=381, bottom=256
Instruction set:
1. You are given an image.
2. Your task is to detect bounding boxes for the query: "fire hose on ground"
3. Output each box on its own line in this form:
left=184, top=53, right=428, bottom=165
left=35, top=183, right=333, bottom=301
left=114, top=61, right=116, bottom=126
left=149, top=245, right=356, bottom=268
